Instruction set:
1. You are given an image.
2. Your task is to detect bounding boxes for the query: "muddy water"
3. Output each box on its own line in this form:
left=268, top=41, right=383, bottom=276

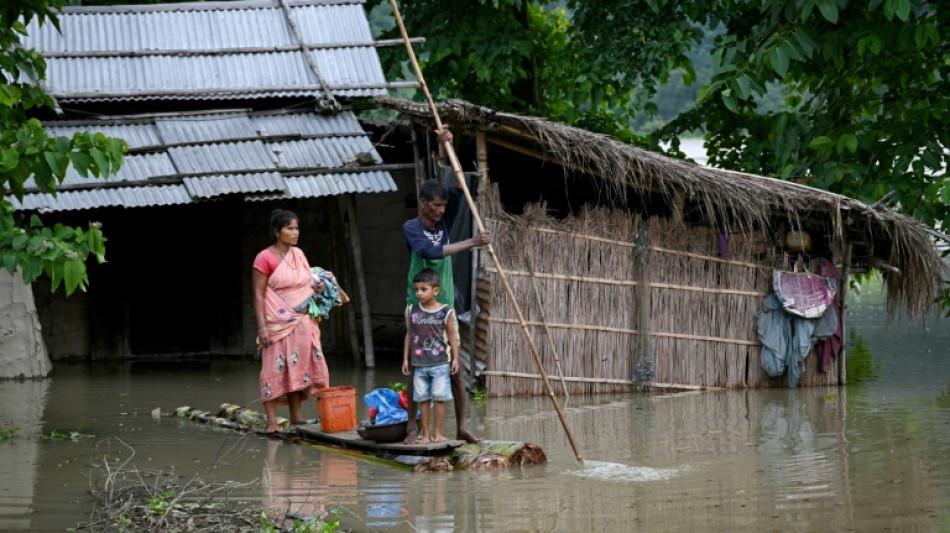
left=2, top=291, right=950, bottom=532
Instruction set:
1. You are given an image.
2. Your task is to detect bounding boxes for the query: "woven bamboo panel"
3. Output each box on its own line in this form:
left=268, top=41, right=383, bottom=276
left=480, top=188, right=841, bottom=395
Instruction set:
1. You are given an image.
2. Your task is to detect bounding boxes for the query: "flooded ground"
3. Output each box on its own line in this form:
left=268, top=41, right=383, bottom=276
left=2, top=290, right=950, bottom=532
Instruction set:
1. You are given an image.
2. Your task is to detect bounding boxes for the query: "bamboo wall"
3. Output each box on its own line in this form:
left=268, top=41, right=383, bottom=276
left=478, top=191, right=839, bottom=396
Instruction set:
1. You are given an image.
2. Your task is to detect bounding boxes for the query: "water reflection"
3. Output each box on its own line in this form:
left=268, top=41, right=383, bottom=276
left=0, top=379, right=48, bottom=532
left=2, top=293, right=950, bottom=532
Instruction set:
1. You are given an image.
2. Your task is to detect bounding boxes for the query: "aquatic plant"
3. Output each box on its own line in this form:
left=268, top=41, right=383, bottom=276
left=0, top=427, right=18, bottom=442
left=41, top=421, right=94, bottom=441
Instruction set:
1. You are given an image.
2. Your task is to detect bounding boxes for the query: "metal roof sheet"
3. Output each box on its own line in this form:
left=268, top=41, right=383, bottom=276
left=168, top=141, right=277, bottom=174
left=21, top=0, right=388, bottom=102
left=7, top=110, right=395, bottom=212
left=13, top=185, right=193, bottom=213
left=247, top=170, right=397, bottom=201
left=271, top=137, right=379, bottom=168
left=184, top=172, right=286, bottom=198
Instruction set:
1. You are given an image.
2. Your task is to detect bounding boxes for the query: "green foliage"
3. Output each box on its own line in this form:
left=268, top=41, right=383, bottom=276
left=258, top=507, right=342, bottom=533
left=147, top=489, right=176, bottom=516
left=41, top=420, right=94, bottom=441
left=471, top=388, right=487, bottom=403
left=653, top=1, right=950, bottom=231
left=0, top=426, right=18, bottom=442
left=387, top=381, right=407, bottom=393
left=1, top=0, right=126, bottom=295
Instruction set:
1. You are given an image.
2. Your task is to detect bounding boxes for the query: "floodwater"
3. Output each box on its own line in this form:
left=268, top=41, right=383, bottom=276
left=2, top=289, right=950, bottom=532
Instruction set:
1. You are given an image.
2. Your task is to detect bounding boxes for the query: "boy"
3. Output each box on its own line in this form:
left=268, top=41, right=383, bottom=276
left=402, top=268, right=460, bottom=443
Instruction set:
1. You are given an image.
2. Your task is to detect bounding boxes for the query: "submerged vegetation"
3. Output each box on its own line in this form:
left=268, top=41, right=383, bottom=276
left=69, top=438, right=349, bottom=532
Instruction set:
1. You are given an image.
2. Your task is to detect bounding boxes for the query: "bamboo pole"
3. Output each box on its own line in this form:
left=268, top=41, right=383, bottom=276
left=340, top=198, right=366, bottom=364
left=839, top=243, right=852, bottom=385
left=472, top=131, right=488, bottom=386
left=327, top=198, right=346, bottom=356
left=345, top=194, right=375, bottom=366
left=389, top=0, right=583, bottom=464
left=525, top=256, right=570, bottom=399
left=486, top=317, right=759, bottom=345
left=483, top=267, right=767, bottom=296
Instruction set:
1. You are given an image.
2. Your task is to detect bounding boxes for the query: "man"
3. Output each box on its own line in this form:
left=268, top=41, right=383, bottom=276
left=403, top=174, right=491, bottom=443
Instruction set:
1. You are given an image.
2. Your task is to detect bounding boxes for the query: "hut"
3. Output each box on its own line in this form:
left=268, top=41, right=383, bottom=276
left=376, top=97, right=948, bottom=394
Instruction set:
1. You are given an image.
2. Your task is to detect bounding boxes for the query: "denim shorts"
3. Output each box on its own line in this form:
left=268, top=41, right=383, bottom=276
left=412, top=364, right=453, bottom=402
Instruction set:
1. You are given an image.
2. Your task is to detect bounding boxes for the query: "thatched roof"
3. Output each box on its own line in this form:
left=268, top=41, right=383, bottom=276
left=377, top=96, right=948, bottom=319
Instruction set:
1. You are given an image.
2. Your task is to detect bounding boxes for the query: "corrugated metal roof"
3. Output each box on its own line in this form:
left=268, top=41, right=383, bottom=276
left=247, top=170, right=397, bottom=201
left=7, top=109, right=396, bottom=212
left=184, top=172, right=287, bottom=199
left=13, top=185, right=193, bottom=213
left=21, top=0, right=388, bottom=102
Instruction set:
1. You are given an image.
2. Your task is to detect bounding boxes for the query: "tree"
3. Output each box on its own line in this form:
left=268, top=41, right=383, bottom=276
left=1, top=0, right=126, bottom=295
left=651, top=0, right=950, bottom=233
left=372, top=1, right=950, bottom=233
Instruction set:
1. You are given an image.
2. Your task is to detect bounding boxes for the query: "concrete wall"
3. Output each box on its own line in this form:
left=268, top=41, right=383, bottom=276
left=0, top=269, right=51, bottom=378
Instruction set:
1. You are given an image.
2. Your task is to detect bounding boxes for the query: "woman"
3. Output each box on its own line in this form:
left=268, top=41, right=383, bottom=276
left=253, top=209, right=329, bottom=433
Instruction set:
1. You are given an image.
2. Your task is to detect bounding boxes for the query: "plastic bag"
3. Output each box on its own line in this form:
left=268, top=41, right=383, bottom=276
left=772, top=256, right=836, bottom=319
left=363, top=388, right=407, bottom=425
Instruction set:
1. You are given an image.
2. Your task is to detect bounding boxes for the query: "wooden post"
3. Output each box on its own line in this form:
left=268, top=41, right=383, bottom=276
left=411, top=127, right=423, bottom=205
left=345, top=193, right=375, bottom=367
left=471, top=131, right=489, bottom=386
left=838, top=243, right=852, bottom=385
left=339, top=197, right=363, bottom=364
left=326, top=197, right=352, bottom=361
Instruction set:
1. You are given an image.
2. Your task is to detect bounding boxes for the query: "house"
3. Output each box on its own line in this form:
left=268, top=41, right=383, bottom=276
left=376, top=97, right=948, bottom=394
left=5, top=0, right=419, bottom=369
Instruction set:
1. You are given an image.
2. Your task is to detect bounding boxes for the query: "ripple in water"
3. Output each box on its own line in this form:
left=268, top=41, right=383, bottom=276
left=564, top=460, right=684, bottom=483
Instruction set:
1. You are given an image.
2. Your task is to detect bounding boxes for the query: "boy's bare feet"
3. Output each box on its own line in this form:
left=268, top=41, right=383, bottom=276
left=432, top=434, right=447, bottom=443
left=416, top=436, right=430, bottom=444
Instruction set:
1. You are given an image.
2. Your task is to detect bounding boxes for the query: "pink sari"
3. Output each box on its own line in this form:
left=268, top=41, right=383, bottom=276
left=259, top=246, right=329, bottom=403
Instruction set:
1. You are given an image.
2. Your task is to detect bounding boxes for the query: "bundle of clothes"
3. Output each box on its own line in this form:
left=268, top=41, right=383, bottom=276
left=308, top=267, right=349, bottom=322
left=756, top=257, right=842, bottom=388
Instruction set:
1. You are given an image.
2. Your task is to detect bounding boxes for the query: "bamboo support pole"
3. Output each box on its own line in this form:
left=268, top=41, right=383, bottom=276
left=472, top=131, right=489, bottom=385
left=484, top=267, right=767, bottom=296
left=411, top=128, right=424, bottom=212
left=487, top=317, right=759, bottom=345
left=326, top=197, right=348, bottom=358
left=481, top=371, right=727, bottom=390
left=526, top=256, right=570, bottom=399
left=492, top=223, right=767, bottom=269
left=337, top=198, right=362, bottom=363
left=839, top=243, right=852, bottom=385
left=345, top=194, right=375, bottom=367
left=389, top=0, right=583, bottom=464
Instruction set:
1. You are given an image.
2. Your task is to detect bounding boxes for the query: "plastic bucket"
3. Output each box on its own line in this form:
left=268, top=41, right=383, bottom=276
left=314, top=386, right=357, bottom=433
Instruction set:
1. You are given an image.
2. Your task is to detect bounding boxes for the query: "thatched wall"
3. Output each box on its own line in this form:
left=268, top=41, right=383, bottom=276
left=478, top=187, right=840, bottom=394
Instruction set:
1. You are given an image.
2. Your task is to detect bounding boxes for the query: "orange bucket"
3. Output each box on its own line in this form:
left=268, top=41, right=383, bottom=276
left=314, top=386, right=357, bottom=433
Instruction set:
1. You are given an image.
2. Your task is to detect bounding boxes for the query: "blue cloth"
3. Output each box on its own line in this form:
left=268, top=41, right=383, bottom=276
left=364, top=388, right=407, bottom=425
left=756, top=293, right=838, bottom=388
